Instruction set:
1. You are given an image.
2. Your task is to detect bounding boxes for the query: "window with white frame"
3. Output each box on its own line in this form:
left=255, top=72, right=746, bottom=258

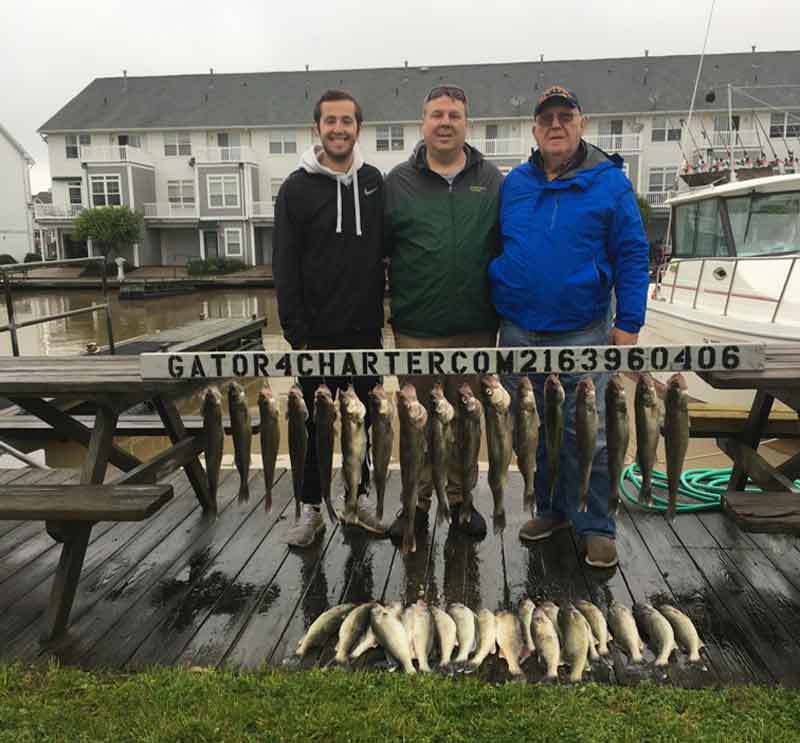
left=651, top=116, right=681, bottom=143
left=224, top=228, right=243, bottom=257
left=621, top=162, right=630, bottom=180
left=770, top=111, right=800, bottom=139
left=648, top=167, right=677, bottom=192
left=90, top=175, right=121, bottom=207
left=268, top=130, right=297, bottom=155
left=270, top=179, right=283, bottom=204
left=67, top=181, right=82, bottom=205
left=207, top=174, right=240, bottom=208
left=163, top=132, right=192, bottom=156
left=116, top=134, right=142, bottom=148
left=167, top=180, right=195, bottom=205
left=376, top=125, right=404, bottom=152
left=65, top=134, right=91, bottom=159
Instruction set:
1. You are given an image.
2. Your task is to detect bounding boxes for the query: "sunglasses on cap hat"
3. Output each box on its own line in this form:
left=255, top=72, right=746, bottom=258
left=424, top=85, right=468, bottom=103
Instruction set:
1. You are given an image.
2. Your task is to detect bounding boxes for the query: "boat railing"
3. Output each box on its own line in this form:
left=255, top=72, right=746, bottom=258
left=658, top=254, right=799, bottom=324
left=0, top=257, right=115, bottom=356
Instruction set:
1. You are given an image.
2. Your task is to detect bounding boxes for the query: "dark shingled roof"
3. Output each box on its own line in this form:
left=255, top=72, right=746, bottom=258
left=39, top=50, right=800, bottom=132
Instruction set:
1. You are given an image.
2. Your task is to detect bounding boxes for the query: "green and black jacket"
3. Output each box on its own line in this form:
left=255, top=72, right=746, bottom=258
left=384, top=142, right=503, bottom=337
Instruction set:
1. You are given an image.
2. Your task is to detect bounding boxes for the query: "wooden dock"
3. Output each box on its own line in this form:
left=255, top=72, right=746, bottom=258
left=2, top=464, right=800, bottom=686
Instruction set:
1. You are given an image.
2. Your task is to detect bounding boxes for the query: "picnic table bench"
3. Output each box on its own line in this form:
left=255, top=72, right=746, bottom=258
left=0, top=483, right=173, bottom=639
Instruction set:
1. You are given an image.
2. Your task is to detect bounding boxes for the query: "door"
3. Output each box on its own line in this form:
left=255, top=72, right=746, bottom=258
left=204, top=231, right=219, bottom=259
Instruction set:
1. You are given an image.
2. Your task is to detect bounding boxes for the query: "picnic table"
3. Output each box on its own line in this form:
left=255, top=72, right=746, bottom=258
left=700, top=367, right=800, bottom=532
left=0, top=356, right=212, bottom=639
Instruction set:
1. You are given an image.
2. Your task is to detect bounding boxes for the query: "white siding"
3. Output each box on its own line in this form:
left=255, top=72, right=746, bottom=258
left=0, top=130, right=34, bottom=260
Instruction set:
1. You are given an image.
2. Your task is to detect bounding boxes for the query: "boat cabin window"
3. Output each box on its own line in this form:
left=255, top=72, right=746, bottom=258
left=726, top=192, right=800, bottom=257
left=672, top=198, right=729, bottom=259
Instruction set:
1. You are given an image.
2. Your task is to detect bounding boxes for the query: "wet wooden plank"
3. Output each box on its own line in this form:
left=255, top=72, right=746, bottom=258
left=126, top=472, right=291, bottom=668
left=723, top=492, right=800, bottom=534
left=670, top=511, right=800, bottom=685
left=0, top=468, right=71, bottom=539
left=624, top=501, right=772, bottom=685
left=612, top=503, right=720, bottom=688
left=75, top=471, right=265, bottom=669
left=0, top=471, right=207, bottom=661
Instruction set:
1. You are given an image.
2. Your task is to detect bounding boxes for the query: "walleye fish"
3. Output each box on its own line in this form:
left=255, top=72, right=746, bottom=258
left=314, top=384, right=338, bottom=523
left=578, top=611, right=600, bottom=662
left=428, top=383, right=455, bottom=525
left=465, top=609, right=497, bottom=673
left=201, top=386, right=223, bottom=512
left=495, top=610, right=529, bottom=678
left=519, top=598, right=536, bottom=655
left=575, top=377, right=599, bottom=513
left=480, top=375, right=514, bottom=532
left=561, top=605, right=591, bottom=682
left=457, top=384, right=483, bottom=528
left=430, top=605, right=459, bottom=669
left=576, top=599, right=612, bottom=656
left=351, top=602, right=402, bottom=660
left=370, top=604, right=416, bottom=674
left=292, top=603, right=355, bottom=661
left=544, top=374, right=565, bottom=506
left=540, top=600, right=560, bottom=635
left=340, top=385, right=368, bottom=525
left=397, top=384, right=428, bottom=554
left=369, top=384, right=395, bottom=521
left=515, top=377, right=540, bottom=514
left=532, top=607, right=560, bottom=680
left=258, top=382, right=281, bottom=514
left=635, top=603, right=677, bottom=667
left=412, top=601, right=434, bottom=672
left=634, top=372, right=660, bottom=507
left=659, top=604, right=704, bottom=663
left=287, top=385, right=309, bottom=520
left=449, top=603, right=478, bottom=665
left=605, top=375, right=630, bottom=516
left=663, top=373, right=690, bottom=522
left=228, top=381, right=252, bottom=503
left=608, top=602, right=644, bottom=664
left=333, top=603, right=375, bottom=666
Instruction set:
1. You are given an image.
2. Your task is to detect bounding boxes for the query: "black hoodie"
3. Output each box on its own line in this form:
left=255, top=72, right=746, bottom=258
left=273, top=144, right=385, bottom=349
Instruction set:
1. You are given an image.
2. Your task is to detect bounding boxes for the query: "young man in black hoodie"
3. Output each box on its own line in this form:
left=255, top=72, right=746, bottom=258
left=274, top=89, right=386, bottom=548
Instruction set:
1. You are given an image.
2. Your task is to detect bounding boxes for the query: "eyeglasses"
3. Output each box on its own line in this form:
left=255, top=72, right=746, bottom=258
left=425, top=85, right=468, bottom=104
left=535, top=111, right=578, bottom=127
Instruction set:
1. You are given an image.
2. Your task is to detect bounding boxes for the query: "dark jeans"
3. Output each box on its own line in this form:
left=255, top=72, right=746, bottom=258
left=299, top=330, right=382, bottom=505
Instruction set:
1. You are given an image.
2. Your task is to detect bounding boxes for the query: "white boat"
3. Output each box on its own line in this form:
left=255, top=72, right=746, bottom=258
left=642, top=172, right=800, bottom=405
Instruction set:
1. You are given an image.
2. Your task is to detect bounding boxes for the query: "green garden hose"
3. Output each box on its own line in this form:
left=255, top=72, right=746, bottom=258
left=620, top=464, right=800, bottom=514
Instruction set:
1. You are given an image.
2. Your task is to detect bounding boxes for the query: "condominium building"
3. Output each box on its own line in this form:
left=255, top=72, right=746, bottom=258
left=35, top=50, right=800, bottom=266
left=0, top=122, right=35, bottom=261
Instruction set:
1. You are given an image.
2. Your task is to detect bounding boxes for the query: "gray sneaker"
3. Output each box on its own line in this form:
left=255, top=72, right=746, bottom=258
left=338, top=495, right=387, bottom=536
left=286, top=505, right=325, bottom=548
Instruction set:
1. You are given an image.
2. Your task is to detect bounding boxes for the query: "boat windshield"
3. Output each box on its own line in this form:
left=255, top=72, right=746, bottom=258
left=672, top=190, right=800, bottom=259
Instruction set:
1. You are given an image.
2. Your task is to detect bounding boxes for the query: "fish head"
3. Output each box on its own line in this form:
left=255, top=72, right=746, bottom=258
left=227, top=381, right=246, bottom=407
left=288, top=384, right=309, bottom=418
left=458, top=384, right=482, bottom=418
left=577, top=376, right=596, bottom=408
left=666, top=372, right=689, bottom=409
left=606, top=374, right=627, bottom=410
left=636, top=372, right=658, bottom=408
left=202, top=386, right=222, bottom=412
left=340, top=385, right=366, bottom=421
left=480, top=374, right=511, bottom=412
left=259, top=384, right=280, bottom=418
left=517, top=377, right=537, bottom=411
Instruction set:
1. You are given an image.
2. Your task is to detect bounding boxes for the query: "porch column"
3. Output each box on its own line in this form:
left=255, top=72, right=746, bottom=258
left=199, top=229, right=206, bottom=260
left=86, top=238, right=93, bottom=257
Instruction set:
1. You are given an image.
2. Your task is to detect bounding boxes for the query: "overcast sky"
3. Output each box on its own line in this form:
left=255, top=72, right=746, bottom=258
left=4, top=0, right=800, bottom=192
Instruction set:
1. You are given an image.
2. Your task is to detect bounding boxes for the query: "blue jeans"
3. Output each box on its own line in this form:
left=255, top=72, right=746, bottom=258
left=499, top=315, right=615, bottom=538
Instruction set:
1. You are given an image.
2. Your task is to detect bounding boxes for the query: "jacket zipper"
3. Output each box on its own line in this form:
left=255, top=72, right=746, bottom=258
left=550, top=192, right=560, bottom=231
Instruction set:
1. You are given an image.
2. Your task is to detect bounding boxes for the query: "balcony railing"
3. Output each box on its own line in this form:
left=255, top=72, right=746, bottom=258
left=646, top=191, right=675, bottom=209
left=252, top=201, right=275, bottom=219
left=469, top=138, right=526, bottom=157
left=195, top=146, right=256, bottom=163
left=709, top=130, right=761, bottom=148
left=585, top=133, right=641, bottom=152
left=34, top=203, right=84, bottom=220
left=80, top=145, right=152, bottom=166
left=143, top=203, right=197, bottom=219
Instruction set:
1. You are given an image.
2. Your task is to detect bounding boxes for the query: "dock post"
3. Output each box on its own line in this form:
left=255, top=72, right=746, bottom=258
left=3, top=272, right=19, bottom=357
left=101, top=257, right=116, bottom=355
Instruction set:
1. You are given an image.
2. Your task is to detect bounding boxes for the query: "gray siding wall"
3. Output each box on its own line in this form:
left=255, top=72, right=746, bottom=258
left=251, top=166, right=260, bottom=202
left=130, top=165, right=156, bottom=210
left=257, top=227, right=274, bottom=265
left=198, top=166, right=245, bottom=217
left=86, top=165, right=128, bottom=207
left=163, top=228, right=201, bottom=265
left=139, top=227, right=161, bottom=265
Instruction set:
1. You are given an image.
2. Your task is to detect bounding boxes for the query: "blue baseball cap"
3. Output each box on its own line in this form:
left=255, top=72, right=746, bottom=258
left=534, top=85, right=581, bottom=116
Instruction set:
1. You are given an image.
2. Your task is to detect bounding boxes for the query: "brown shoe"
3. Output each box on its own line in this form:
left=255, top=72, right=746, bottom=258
left=519, top=517, right=570, bottom=543
left=585, top=535, right=618, bottom=568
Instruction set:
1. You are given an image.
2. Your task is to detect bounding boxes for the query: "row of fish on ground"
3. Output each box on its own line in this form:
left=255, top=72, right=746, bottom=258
left=288, top=597, right=704, bottom=680
left=201, top=370, right=689, bottom=547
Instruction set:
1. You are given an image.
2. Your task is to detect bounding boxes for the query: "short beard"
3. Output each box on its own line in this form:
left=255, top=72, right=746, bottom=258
left=321, top=137, right=355, bottom=163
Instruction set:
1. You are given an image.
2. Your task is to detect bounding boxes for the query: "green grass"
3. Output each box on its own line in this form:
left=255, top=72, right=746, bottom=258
left=1, top=663, right=799, bottom=742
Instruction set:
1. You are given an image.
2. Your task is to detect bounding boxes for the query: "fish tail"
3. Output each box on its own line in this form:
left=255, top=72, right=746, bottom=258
left=294, top=498, right=301, bottom=521
left=523, top=487, right=535, bottom=513
left=666, top=498, right=677, bottom=522
left=323, top=495, right=338, bottom=524
left=493, top=509, right=506, bottom=534
left=238, top=482, right=249, bottom=503
left=608, top=487, right=620, bottom=517
left=638, top=479, right=652, bottom=506
left=436, top=497, right=451, bottom=525
left=264, top=492, right=273, bottom=513
left=402, top=515, right=416, bottom=554
left=376, top=489, right=385, bottom=521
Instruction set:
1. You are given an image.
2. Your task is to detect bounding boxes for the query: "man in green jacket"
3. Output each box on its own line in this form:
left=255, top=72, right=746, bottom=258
left=384, top=85, right=502, bottom=542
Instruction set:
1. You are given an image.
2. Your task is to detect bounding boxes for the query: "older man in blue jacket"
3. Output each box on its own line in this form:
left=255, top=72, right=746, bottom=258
left=489, top=86, right=649, bottom=569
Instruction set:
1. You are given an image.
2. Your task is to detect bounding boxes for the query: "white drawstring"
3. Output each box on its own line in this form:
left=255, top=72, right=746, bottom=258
left=353, top=167, right=362, bottom=237
left=334, top=170, right=362, bottom=237
left=335, top=177, right=343, bottom=234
